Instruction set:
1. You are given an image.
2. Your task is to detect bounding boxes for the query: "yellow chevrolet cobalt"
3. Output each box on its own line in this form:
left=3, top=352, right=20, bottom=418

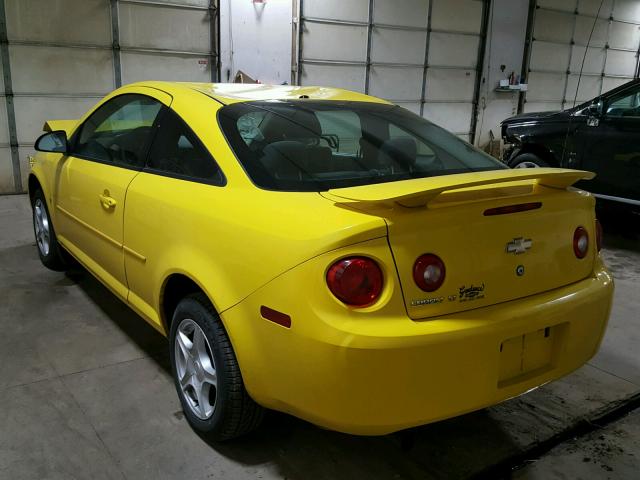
left=29, top=82, right=613, bottom=440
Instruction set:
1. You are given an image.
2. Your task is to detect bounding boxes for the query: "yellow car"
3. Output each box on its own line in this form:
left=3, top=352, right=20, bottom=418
left=29, top=82, right=614, bottom=440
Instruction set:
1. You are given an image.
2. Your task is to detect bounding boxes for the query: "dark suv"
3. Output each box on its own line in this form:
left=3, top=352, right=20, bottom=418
left=501, top=79, right=640, bottom=209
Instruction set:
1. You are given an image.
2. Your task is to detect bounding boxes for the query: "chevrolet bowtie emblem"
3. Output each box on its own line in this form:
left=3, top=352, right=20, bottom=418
left=506, top=237, right=532, bottom=254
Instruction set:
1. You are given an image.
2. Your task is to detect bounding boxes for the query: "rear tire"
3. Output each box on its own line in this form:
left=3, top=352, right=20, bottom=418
left=169, top=292, right=264, bottom=441
left=509, top=153, right=549, bottom=169
left=31, top=189, right=67, bottom=271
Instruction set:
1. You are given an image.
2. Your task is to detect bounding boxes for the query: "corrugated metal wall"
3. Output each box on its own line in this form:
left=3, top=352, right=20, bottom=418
left=0, top=0, right=220, bottom=194
left=294, top=0, right=490, bottom=143
left=4, top=0, right=640, bottom=193
left=523, top=0, right=640, bottom=112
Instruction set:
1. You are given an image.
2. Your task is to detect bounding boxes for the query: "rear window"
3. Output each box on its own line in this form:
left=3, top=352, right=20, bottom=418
left=218, top=101, right=505, bottom=191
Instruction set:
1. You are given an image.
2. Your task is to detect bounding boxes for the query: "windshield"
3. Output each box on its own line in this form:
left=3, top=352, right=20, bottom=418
left=218, top=101, right=506, bottom=191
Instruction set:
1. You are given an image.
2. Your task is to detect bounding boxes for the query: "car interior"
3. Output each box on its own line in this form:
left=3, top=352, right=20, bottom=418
left=236, top=107, right=469, bottom=185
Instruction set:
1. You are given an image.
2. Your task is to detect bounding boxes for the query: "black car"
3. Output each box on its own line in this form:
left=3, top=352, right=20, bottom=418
left=501, top=79, right=640, bottom=210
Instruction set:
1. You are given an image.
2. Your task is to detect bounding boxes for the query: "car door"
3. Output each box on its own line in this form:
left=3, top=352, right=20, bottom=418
left=55, top=91, right=170, bottom=299
left=573, top=85, right=640, bottom=204
left=123, top=106, right=225, bottom=329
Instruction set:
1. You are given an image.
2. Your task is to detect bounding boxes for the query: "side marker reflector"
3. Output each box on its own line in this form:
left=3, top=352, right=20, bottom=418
left=260, top=306, right=291, bottom=328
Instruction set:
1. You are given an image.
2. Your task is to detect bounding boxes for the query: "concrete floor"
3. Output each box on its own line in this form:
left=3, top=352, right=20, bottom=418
left=1, top=194, right=639, bottom=480
left=515, top=407, right=640, bottom=479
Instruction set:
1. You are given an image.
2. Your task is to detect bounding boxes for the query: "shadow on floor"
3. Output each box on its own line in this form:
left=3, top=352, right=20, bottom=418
left=65, top=265, right=170, bottom=368
left=207, top=409, right=523, bottom=480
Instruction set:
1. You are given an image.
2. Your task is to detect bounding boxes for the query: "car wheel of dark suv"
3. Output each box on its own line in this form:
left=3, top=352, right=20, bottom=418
left=510, top=153, right=549, bottom=169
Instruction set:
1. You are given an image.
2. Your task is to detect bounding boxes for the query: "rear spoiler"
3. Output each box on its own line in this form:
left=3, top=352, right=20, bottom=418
left=43, top=119, right=78, bottom=136
left=327, top=168, right=595, bottom=207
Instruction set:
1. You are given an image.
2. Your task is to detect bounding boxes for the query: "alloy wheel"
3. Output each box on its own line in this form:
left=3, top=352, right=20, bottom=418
left=174, top=318, right=218, bottom=420
left=33, top=199, right=51, bottom=257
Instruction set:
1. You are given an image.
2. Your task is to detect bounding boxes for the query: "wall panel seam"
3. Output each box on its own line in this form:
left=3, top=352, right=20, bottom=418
left=364, top=0, right=374, bottom=94
left=470, top=0, right=491, bottom=144
left=598, top=0, right=616, bottom=95
left=208, top=0, right=219, bottom=81
left=111, top=0, right=122, bottom=88
left=0, top=0, right=22, bottom=192
left=419, top=0, right=434, bottom=116
left=519, top=0, right=537, bottom=113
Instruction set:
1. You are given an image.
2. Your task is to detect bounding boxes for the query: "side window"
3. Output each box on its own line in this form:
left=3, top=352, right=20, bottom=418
left=146, top=108, right=224, bottom=185
left=316, top=110, right=362, bottom=155
left=74, top=94, right=162, bottom=168
left=607, top=89, right=640, bottom=118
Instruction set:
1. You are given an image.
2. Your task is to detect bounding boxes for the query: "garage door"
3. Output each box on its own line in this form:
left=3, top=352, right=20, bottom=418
left=295, top=0, right=489, bottom=143
left=0, top=0, right=220, bottom=194
left=523, top=0, right=640, bottom=113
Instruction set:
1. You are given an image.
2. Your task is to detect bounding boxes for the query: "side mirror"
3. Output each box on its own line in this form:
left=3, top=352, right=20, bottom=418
left=587, top=99, right=604, bottom=118
left=35, top=130, right=68, bottom=153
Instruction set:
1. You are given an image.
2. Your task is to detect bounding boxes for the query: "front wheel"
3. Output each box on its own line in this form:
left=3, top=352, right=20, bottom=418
left=509, top=153, right=549, bottom=169
left=169, top=293, right=264, bottom=441
left=31, top=189, right=67, bottom=271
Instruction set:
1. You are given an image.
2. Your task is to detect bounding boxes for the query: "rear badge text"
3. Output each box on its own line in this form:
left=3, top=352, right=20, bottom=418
left=411, top=297, right=444, bottom=306
left=458, top=284, right=485, bottom=302
left=412, top=283, right=486, bottom=306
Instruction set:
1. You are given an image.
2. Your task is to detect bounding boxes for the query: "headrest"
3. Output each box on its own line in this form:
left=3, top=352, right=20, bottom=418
left=261, top=109, right=322, bottom=143
left=377, top=137, right=418, bottom=170
left=261, top=141, right=306, bottom=178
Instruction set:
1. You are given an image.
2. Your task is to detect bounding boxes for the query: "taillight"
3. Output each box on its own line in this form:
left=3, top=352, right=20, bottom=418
left=326, top=257, right=383, bottom=307
left=595, top=219, right=603, bottom=252
left=413, top=254, right=446, bottom=292
left=573, top=226, right=589, bottom=259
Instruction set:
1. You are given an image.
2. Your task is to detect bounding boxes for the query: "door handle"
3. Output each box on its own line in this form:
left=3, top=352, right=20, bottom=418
left=99, top=191, right=117, bottom=210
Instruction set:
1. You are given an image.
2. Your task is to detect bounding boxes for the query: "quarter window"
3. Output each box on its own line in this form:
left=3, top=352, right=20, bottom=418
left=74, top=94, right=163, bottom=168
left=146, top=108, right=224, bottom=184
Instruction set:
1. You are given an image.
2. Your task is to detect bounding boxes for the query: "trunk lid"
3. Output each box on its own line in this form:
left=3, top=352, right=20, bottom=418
left=324, top=168, right=598, bottom=319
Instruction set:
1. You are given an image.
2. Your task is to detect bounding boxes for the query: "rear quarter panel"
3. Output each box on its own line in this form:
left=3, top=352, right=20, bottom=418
left=123, top=90, right=387, bottom=332
left=123, top=175, right=387, bottom=333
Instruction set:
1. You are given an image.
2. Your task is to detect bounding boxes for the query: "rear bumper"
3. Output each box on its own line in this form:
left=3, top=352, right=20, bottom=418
left=222, top=257, right=613, bottom=435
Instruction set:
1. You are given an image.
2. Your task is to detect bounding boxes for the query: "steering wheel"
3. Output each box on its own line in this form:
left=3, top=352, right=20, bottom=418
left=107, top=143, right=126, bottom=164
left=85, top=140, right=114, bottom=163
left=107, top=143, right=139, bottom=166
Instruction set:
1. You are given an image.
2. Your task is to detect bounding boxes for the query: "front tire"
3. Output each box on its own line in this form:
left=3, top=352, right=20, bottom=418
left=169, top=293, right=264, bottom=440
left=31, top=189, right=67, bottom=271
left=510, top=153, right=549, bottom=169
